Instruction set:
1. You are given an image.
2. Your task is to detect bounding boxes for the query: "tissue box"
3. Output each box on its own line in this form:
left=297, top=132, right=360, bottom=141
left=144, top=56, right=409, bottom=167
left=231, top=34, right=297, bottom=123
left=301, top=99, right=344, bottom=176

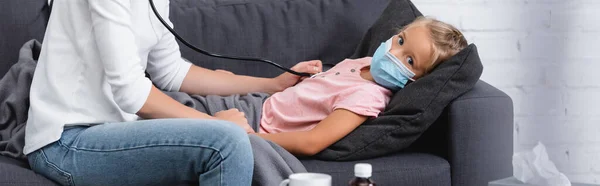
left=489, top=177, right=599, bottom=186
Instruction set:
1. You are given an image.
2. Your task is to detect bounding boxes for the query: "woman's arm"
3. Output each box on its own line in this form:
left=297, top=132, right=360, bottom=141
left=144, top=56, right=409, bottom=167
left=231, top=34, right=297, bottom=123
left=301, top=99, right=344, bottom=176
left=138, top=87, right=251, bottom=133
left=88, top=0, right=243, bottom=123
left=88, top=0, right=153, bottom=114
left=142, top=0, right=282, bottom=100
left=179, top=65, right=283, bottom=96
left=137, top=86, right=214, bottom=119
left=255, top=109, right=368, bottom=156
left=179, top=60, right=323, bottom=96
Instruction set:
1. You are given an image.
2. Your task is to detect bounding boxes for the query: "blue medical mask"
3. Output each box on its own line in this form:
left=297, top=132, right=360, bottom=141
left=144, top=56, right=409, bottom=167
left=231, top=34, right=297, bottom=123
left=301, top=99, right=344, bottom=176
left=370, top=37, right=416, bottom=91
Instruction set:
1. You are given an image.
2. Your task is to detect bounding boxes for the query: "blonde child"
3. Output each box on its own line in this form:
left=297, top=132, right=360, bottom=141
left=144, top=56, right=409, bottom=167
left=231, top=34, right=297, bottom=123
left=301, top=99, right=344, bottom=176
left=250, top=17, right=469, bottom=156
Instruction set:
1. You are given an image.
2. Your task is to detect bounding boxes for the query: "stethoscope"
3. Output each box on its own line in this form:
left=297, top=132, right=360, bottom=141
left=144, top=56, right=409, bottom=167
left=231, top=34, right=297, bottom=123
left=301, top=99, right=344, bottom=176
left=147, top=0, right=311, bottom=77
left=47, top=0, right=311, bottom=77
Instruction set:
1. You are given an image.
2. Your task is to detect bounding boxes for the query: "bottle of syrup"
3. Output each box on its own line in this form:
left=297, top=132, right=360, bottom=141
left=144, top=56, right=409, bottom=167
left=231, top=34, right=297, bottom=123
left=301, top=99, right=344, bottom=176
left=349, top=163, right=376, bottom=186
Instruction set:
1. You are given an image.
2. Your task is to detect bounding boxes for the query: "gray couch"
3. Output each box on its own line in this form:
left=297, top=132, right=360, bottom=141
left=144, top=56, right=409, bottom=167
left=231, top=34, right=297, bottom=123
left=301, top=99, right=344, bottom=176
left=0, top=0, right=513, bottom=185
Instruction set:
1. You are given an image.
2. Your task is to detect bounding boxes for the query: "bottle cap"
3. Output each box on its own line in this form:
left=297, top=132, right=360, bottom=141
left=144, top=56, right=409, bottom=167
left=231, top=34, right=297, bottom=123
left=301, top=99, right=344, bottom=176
left=354, top=163, right=372, bottom=178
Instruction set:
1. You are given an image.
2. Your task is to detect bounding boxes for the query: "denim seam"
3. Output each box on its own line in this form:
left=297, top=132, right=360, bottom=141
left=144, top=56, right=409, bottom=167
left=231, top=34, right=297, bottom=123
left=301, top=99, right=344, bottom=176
left=39, top=149, right=75, bottom=186
left=57, top=141, right=227, bottom=184
left=56, top=140, right=227, bottom=176
left=57, top=139, right=223, bottom=157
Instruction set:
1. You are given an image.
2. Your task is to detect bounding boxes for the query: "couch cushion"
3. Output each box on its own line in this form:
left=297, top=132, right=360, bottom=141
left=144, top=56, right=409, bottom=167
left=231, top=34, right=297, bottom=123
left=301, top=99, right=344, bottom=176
left=0, top=155, right=58, bottom=186
left=301, top=153, right=450, bottom=186
left=168, top=0, right=389, bottom=77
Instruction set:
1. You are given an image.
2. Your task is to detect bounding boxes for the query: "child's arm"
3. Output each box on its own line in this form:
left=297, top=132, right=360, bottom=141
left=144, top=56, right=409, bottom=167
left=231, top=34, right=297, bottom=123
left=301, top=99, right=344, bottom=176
left=255, top=108, right=368, bottom=156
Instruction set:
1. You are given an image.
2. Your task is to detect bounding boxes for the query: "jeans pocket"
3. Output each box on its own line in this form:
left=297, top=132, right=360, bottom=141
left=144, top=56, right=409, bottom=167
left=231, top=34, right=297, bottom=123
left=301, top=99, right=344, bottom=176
left=32, top=149, right=75, bottom=186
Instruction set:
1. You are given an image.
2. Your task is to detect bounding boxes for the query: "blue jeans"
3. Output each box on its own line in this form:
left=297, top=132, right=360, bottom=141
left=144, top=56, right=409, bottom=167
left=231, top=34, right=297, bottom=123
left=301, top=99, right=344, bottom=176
left=27, top=119, right=254, bottom=186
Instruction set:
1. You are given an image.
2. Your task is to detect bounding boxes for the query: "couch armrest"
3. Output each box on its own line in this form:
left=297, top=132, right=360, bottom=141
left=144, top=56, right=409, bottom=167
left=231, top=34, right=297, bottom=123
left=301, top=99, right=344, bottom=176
left=447, top=80, right=513, bottom=186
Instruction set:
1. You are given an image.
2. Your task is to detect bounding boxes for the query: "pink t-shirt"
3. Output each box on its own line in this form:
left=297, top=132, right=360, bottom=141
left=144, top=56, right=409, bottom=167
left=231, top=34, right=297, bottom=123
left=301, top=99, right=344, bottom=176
left=259, top=57, right=392, bottom=134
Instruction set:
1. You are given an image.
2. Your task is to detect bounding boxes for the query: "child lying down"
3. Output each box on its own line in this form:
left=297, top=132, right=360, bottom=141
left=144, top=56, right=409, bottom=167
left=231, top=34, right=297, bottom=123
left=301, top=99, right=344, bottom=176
left=220, top=17, right=468, bottom=156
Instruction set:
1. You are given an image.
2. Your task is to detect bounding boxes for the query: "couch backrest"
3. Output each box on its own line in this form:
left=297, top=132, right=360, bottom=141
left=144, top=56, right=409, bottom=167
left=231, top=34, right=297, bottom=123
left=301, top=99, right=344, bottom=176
left=0, top=0, right=50, bottom=77
left=0, top=0, right=389, bottom=78
left=169, top=0, right=389, bottom=77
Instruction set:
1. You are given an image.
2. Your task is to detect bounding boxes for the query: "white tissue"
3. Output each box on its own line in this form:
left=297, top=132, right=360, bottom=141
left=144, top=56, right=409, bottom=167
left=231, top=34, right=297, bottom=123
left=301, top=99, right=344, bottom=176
left=513, top=142, right=571, bottom=186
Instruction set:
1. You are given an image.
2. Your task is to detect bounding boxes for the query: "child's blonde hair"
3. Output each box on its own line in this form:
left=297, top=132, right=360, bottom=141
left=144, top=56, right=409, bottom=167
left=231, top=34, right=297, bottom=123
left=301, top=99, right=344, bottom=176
left=400, top=16, right=468, bottom=72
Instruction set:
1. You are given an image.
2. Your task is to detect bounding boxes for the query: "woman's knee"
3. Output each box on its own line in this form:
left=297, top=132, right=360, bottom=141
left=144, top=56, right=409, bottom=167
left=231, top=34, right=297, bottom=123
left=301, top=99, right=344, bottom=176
left=214, top=121, right=251, bottom=150
left=187, top=119, right=251, bottom=152
left=199, top=119, right=248, bottom=140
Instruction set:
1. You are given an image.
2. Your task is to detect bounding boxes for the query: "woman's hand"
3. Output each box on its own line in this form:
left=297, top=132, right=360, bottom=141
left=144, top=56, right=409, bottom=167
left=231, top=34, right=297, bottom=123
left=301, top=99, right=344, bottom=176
left=272, top=60, right=323, bottom=92
left=214, top=109, right=255, bottom=133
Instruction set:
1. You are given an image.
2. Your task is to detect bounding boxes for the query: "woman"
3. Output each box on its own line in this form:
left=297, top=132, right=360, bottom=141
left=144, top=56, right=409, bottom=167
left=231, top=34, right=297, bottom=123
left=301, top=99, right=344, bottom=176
left=24, top=0, right=321, bottom=185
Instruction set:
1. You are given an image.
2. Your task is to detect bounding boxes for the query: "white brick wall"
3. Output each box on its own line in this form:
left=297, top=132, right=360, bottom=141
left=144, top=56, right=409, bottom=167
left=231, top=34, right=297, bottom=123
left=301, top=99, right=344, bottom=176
left=412, top=0, right=599, bottom=184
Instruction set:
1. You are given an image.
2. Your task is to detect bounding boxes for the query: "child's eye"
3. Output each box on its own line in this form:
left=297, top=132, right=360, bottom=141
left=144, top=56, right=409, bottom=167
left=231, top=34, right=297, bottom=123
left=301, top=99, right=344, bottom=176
left=407, top=57, right=414, bottom=66
left=398, top=36, right=404, bottom=46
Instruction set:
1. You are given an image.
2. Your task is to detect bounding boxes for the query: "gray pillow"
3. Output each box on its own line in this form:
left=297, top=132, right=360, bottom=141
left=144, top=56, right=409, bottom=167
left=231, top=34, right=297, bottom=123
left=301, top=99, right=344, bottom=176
left=314, top=0, right=484, bottom=161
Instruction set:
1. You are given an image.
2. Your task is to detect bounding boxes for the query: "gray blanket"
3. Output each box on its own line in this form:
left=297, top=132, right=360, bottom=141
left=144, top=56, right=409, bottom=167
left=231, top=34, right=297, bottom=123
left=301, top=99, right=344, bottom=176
left=0, top=40, right=306, bottom=186
left=165, top=92, right=308, bottom=186
left=0, top=40, right=39, bottom=161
